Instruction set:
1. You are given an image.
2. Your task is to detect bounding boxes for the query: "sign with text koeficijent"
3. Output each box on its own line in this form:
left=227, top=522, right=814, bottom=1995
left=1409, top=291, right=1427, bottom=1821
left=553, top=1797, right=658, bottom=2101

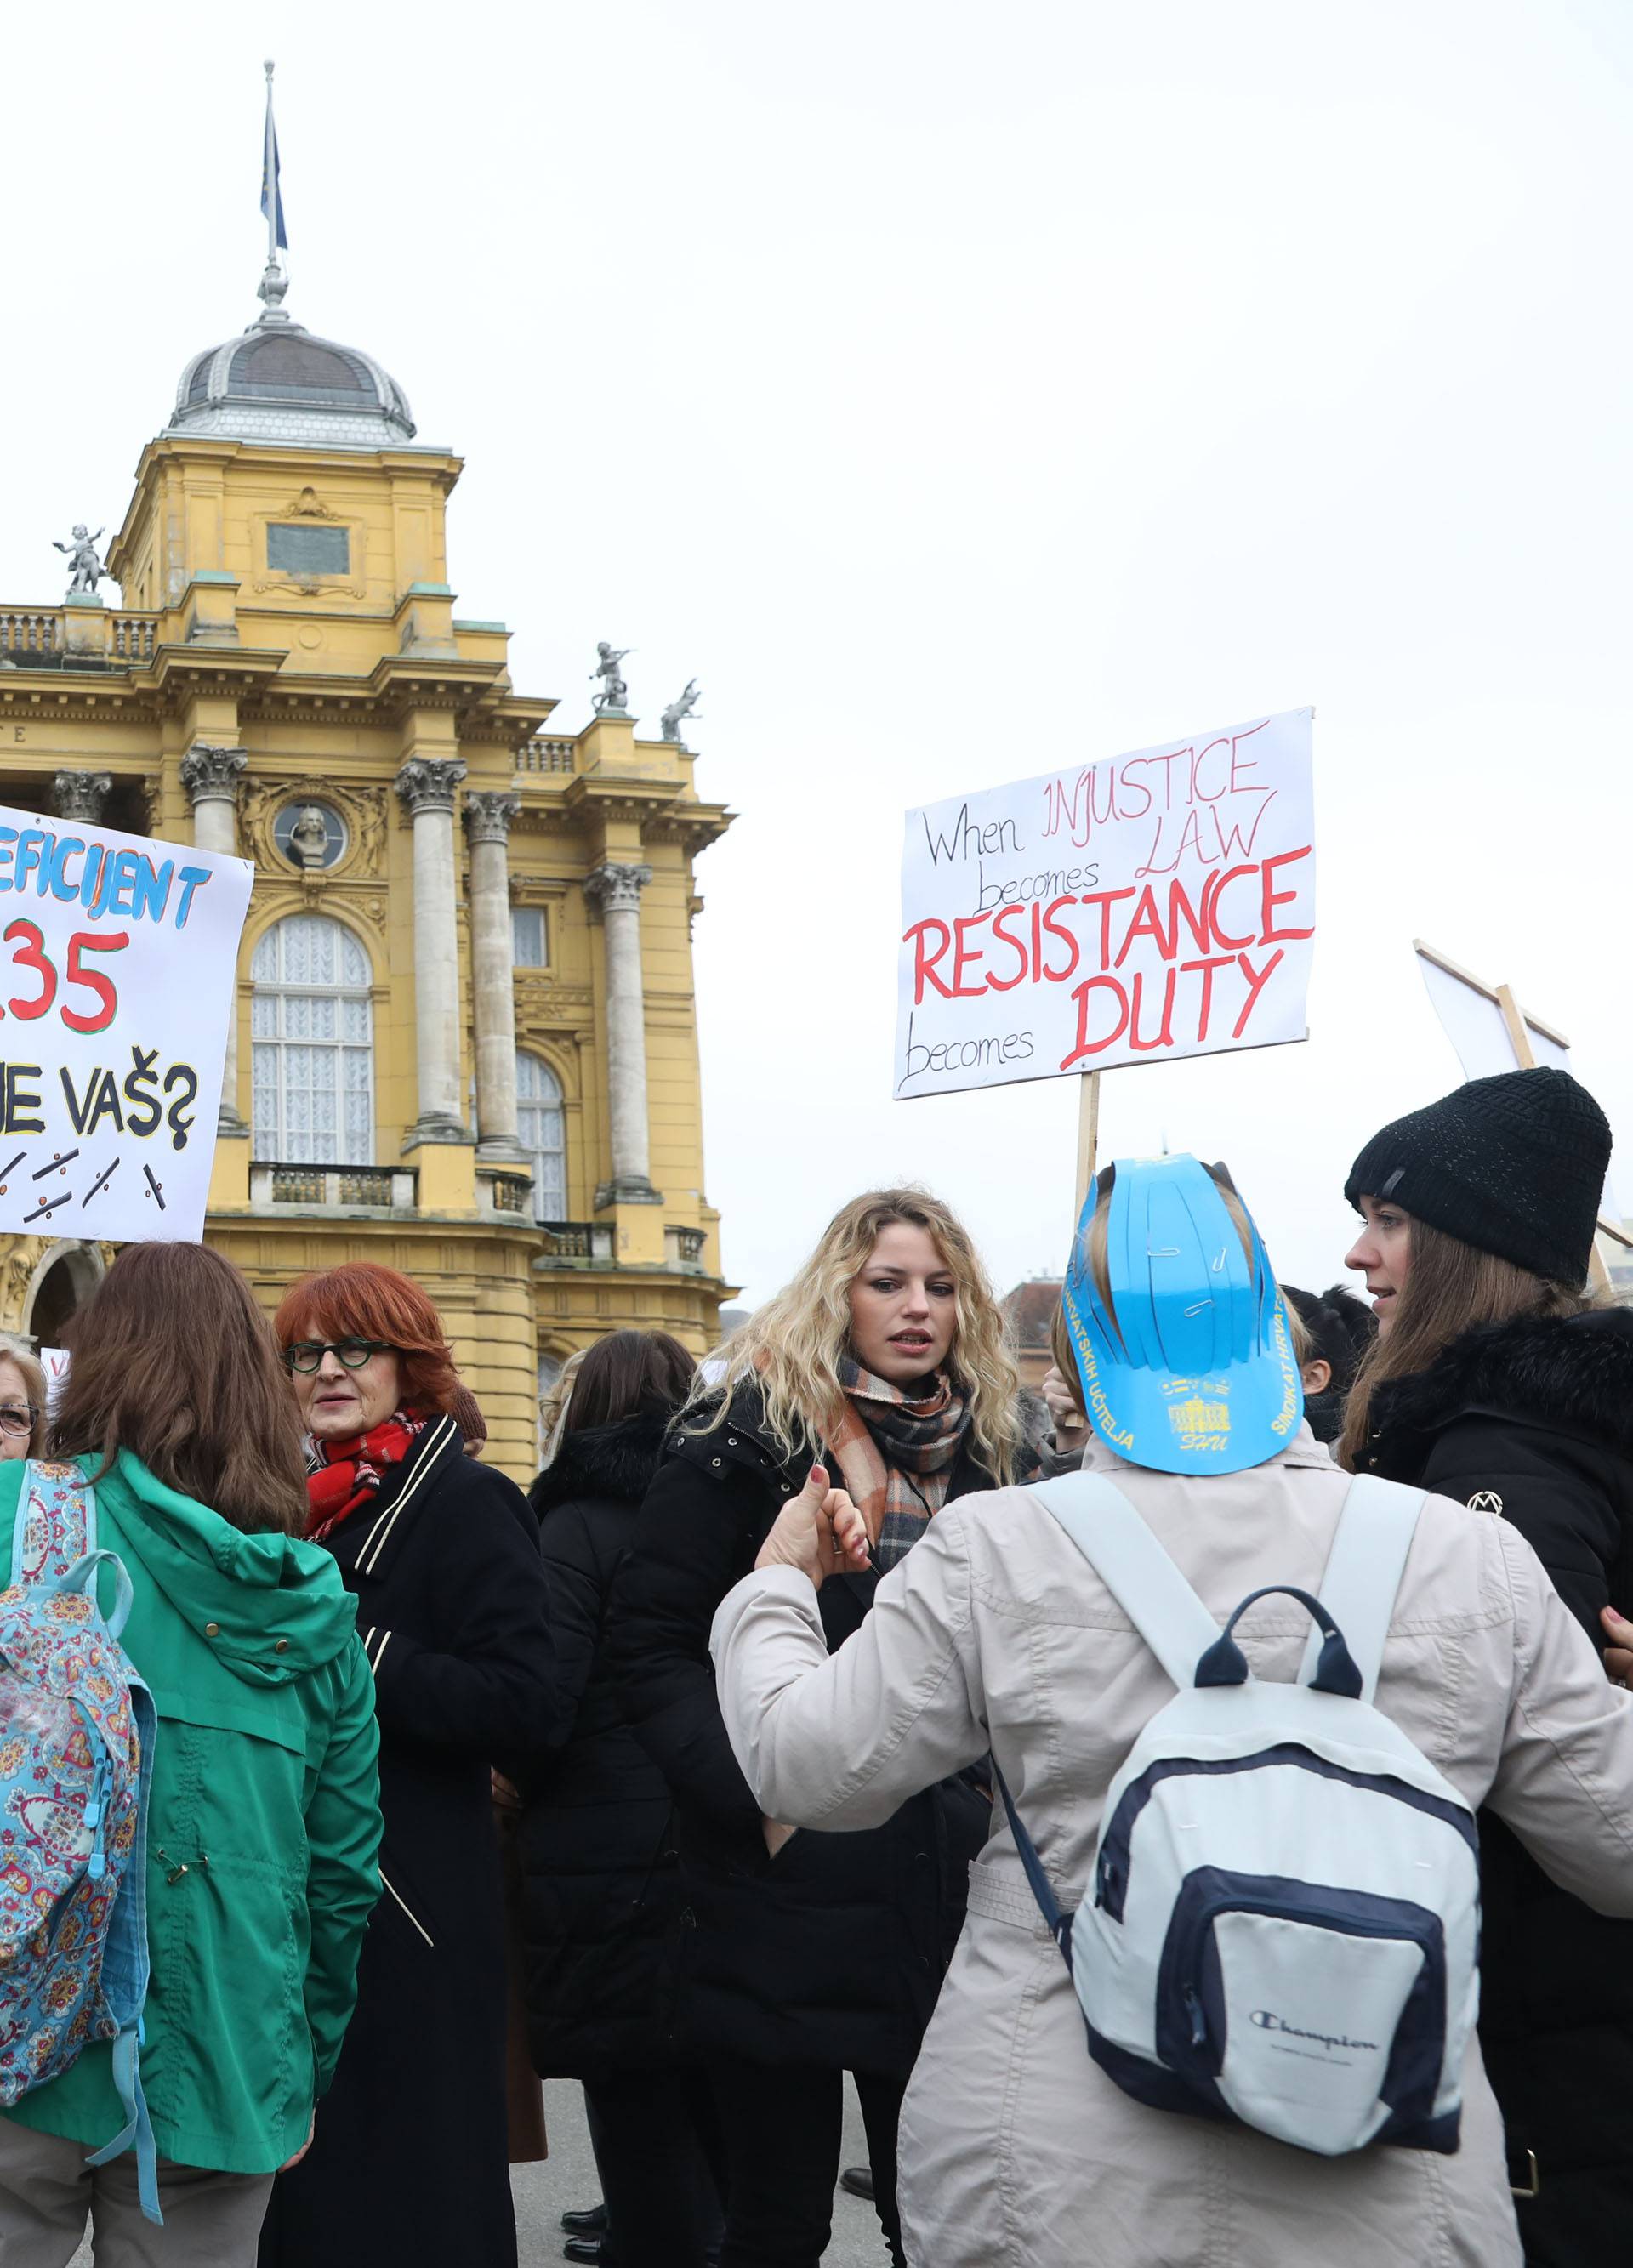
left=0, top=804, right=253, bottom=1242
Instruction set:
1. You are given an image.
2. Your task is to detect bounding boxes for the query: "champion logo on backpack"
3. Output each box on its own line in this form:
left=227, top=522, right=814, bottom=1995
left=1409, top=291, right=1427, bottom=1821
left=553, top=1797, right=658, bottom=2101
left=995, top=1471, right=1482, bottom=2160
left=1249, top=2010, right=1381, bottom=2056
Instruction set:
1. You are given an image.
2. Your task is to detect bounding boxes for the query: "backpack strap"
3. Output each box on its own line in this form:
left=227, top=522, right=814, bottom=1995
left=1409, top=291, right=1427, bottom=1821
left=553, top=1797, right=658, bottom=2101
left=1298, top=1473, right=1427, bottom=1704
left=11, top=1460, right=97, bottom=1587
left=1028, top=1474, right=1222, bottom=1693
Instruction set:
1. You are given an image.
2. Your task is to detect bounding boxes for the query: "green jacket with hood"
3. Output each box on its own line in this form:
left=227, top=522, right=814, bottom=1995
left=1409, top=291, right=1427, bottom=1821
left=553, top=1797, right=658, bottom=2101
left=0, top=1452, right=382, bottom=2175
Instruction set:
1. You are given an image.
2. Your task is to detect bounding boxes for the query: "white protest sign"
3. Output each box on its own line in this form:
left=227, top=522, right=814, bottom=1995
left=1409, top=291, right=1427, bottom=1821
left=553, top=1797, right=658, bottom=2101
left=0, top=803, right=253, bottom=1242
left=895, top=708, right=1315, bottom=1098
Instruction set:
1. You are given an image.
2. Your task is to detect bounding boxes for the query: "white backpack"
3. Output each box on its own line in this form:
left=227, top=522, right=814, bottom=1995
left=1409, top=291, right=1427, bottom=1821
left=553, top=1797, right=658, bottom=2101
left=995, top=1471, right=1481, bottom=2158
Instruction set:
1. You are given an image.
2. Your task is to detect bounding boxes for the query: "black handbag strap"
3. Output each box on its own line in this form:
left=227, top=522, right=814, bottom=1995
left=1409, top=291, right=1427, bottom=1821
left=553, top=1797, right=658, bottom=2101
left=990, top=1754, right=1075, bottom=1966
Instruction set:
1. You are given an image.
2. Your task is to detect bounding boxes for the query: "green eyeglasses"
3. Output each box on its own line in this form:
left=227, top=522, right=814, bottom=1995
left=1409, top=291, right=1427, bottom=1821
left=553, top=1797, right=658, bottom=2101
left=282, top=1339, right=393, bottom=1374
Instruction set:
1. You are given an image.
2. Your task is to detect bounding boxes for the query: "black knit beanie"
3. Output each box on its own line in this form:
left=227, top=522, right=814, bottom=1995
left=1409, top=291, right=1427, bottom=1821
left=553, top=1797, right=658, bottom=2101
left=1345, top=1067, right=1611, bottom=1287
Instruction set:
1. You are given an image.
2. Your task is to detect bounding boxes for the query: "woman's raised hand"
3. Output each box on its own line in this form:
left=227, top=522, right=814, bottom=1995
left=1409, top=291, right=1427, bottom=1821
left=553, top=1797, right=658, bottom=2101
left=754, top=1463, right=872, bottom=1589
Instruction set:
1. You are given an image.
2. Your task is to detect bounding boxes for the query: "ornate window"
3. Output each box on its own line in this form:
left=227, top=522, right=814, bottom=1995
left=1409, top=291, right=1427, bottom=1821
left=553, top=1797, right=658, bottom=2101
left=516, top=1051, right=566, bottom=1222
left=251, top=915, right=375, bottom=1164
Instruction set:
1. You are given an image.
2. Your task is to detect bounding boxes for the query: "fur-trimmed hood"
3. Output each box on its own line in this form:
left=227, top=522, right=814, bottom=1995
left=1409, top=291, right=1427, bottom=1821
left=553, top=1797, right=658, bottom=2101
left=529, top=1409, right=672, bottom=1518
left=1370, top=1305, right=1633, bottom=1464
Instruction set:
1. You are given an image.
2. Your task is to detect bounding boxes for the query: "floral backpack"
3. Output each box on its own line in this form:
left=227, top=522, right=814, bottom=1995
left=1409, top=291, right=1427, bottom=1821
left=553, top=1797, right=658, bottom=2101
left=0, top=1461, right=159, bottom=2220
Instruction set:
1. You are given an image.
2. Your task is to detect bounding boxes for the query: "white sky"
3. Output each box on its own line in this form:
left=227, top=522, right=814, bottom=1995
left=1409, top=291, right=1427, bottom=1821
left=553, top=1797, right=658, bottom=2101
left=3, top=0, right=1626, bottom=1310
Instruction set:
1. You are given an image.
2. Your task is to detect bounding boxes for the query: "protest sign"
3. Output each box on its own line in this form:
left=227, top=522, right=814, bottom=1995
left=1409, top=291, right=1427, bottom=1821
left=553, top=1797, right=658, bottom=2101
left=0, top=802, right=253, bottom=1243
left=895, top=708, right=1315, bottom=1099
left=1414, top=939, right=1629, bottom=1283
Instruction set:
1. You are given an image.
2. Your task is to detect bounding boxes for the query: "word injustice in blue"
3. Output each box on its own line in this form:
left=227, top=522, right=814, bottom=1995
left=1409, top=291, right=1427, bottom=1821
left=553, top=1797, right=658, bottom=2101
left=0, top=829, right=213, bottom=929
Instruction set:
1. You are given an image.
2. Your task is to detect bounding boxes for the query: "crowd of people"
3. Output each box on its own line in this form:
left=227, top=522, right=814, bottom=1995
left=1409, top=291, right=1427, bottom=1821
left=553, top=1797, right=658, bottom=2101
left=0, top=1060, right=1630, bottom=2268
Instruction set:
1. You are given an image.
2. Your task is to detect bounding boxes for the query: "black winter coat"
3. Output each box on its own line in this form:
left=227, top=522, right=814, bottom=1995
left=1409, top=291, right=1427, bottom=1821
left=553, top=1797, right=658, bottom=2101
left=610, top=1382, right=1016, bottom=2076
left=1360, top=1306, right=1633, bottom=2265
left=519, top=1413, right=688, bottom=2077
left=260, top=1418, right=556, bottom=2268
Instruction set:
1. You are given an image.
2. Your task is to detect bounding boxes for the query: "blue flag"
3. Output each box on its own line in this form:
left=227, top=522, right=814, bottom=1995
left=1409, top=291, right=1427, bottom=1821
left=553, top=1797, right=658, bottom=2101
left=261, top=78, right=287, bottom=251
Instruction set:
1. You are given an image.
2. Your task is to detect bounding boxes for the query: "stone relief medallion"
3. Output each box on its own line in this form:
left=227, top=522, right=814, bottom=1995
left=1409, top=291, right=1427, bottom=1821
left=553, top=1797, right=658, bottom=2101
left=274, top=800, right=348, bottom=872
left=240, top=780, right=386, bottom=879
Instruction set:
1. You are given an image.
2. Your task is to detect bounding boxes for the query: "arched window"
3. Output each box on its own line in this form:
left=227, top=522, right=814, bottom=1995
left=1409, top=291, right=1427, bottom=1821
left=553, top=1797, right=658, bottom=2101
left=251, top=915, right=374, bottom=1164
left=516, top=1051, right=566, bottom=1222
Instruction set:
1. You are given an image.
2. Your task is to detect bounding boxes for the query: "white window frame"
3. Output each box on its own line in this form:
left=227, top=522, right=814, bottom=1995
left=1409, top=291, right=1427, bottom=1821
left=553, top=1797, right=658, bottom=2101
left=516, top=1049, right=567, bottom=1223
left=251, top=914, right=376, bottom=1165
left=511, top=903, right=548, bottom=968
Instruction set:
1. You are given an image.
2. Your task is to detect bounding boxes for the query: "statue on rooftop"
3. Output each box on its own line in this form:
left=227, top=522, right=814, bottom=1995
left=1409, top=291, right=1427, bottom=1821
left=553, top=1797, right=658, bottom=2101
left=661, top=679, right=702, bottom=744
left=54, top=525, right=111, bottom=598
left=590, top=642, right=633, bottom=714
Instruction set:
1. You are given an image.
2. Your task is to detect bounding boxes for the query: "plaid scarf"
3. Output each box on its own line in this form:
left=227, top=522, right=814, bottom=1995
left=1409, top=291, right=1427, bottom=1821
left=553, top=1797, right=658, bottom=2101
left=305, top=1409, right=427, bottom=1543
left=825, top=1360, right=971, bottom=1572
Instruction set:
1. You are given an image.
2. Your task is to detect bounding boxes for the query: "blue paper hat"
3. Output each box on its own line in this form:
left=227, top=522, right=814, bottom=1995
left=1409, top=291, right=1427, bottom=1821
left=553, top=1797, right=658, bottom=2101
left=1061, top=1156, right=1304, bottom=1476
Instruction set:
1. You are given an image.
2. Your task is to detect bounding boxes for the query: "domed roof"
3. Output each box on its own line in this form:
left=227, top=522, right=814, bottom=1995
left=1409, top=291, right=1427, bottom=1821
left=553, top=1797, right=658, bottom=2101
left=169, top=273, right=415, bottom=448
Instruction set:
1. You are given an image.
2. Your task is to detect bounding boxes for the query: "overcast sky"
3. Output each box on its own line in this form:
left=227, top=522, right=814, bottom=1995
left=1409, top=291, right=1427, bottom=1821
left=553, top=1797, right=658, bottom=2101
left=3, top=0, right=1627, bottom=1310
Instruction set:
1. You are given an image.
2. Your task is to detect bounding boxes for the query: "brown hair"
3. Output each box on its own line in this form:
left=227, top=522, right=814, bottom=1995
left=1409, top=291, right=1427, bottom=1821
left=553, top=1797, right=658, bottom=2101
left=0, top=1345, right=48, bottom=1457
left=1337, top=1213, right=1591, bottom=1470
left=274, top=1264, right=461, bottom=1418
left=566, top=1330, right=696, bottom=1435
left=47, top=1244, right=308, bottom=1534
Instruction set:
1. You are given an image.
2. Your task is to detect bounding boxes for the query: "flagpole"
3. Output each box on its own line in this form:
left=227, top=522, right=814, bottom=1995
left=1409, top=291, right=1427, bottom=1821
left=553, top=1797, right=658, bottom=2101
left=264, top=60, right=279, bottom=274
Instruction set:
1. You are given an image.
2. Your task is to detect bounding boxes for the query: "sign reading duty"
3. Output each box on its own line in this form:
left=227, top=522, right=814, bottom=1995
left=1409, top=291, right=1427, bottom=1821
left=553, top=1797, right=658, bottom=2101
left=0, top=802, right=253, bottom=1242
left=895, top=707, right=1315, bottom=1099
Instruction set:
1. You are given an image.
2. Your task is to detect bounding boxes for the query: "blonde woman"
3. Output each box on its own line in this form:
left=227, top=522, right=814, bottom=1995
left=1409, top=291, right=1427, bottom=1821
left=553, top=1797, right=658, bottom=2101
left=0, top=1344, right=47, bottom=1461
left=611, top=1189, right=1029, bottom=2268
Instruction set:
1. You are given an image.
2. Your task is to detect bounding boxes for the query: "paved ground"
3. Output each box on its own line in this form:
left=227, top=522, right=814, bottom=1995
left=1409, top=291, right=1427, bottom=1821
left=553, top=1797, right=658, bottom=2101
left=518, top=2076, right=887, bottom=2265
left=67, top=2074, right=887, bottom=2265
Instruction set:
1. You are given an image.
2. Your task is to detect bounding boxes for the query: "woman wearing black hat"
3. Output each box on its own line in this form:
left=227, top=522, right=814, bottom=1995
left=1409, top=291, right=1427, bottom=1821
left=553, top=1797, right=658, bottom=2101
left=1342, top=1066, right=1633, bottom=2264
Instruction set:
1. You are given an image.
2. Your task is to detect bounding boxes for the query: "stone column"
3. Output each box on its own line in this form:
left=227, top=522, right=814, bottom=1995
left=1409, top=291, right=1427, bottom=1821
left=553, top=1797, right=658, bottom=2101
left=584, top=862, right=659, bottom=1206
left=179, top=745, right=248, bottom=1138
left=464, top=792, right=525, bottom=1162
left=394, top=757, right=470, bottom=1145
left=51, top=770, right=112, bottom=825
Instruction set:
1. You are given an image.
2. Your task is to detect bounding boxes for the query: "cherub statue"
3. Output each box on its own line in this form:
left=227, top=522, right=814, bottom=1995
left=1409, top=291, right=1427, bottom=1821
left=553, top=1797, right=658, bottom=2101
left=589, top=641, right=633, bottom=714
left=54, top=525, right=111, bottom=597
left=661, top=679, right=702, bottom=744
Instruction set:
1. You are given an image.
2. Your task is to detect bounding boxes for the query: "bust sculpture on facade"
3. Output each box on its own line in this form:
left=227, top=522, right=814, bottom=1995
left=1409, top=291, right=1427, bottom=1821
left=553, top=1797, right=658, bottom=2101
left=590, top=642, right=632, bottom=714
left=290, top=804, right=331, bottom=868
left=53, top=525, right=111, bottom=598
left=661, top=679, right=702, bottom=745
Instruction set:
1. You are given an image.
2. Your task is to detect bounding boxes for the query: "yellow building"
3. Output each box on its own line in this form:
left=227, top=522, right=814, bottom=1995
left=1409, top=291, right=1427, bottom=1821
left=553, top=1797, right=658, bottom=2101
left=0, top=259, right=734, bottom=1482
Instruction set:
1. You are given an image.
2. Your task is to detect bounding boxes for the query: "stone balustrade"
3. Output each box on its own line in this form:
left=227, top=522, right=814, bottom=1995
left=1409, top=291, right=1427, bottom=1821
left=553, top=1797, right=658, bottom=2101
left=249, top=1162, right=420, bottom=1212
left=515, top=737, right=578, bottom=776
left=0, top=607, right=159, bottom=667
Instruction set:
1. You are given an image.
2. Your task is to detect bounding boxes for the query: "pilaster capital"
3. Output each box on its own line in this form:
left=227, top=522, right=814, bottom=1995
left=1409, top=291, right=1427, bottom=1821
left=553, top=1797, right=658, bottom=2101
left=584, top=861, right=652, bottom=915
left=51, top=770, right=112, bottom=823
left=179, top=745, right=248, bottom=805
left=464, top=791, right=521, bottom=846
left=395, top=757, right=468, bottom=816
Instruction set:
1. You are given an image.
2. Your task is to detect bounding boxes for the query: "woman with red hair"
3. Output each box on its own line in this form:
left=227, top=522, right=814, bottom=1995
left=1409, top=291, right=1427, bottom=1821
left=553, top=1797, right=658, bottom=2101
left=259, top=1264, right=555, bottom=2268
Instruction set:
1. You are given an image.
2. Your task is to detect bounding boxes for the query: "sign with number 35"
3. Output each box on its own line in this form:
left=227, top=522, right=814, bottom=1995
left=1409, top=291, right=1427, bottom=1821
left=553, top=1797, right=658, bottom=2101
left=0, top=801, right=253, bottom=1244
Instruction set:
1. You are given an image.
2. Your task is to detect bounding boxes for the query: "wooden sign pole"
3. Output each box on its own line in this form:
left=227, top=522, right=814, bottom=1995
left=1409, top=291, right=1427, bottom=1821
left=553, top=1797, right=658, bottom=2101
left=1415, top=941, right=1626, bottom=1296
left=1073, top=1071, right=1101, bottom=1219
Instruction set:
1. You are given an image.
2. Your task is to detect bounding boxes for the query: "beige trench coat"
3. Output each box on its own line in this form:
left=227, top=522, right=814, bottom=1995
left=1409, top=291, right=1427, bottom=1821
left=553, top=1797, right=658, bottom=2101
left=710, top=1432, right=1633, bottom=2268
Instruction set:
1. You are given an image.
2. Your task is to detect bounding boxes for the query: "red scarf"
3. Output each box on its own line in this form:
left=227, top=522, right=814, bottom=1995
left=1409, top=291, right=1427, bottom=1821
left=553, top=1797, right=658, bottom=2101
left=305, top=1410, right=426, bottom=1543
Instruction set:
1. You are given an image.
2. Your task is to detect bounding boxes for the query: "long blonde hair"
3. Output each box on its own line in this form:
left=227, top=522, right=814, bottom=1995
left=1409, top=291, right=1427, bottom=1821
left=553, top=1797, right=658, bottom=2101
left=1337, top=1214, right=1593, bottom=1470
left=694, top=1187, right=1023, bottom=1483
